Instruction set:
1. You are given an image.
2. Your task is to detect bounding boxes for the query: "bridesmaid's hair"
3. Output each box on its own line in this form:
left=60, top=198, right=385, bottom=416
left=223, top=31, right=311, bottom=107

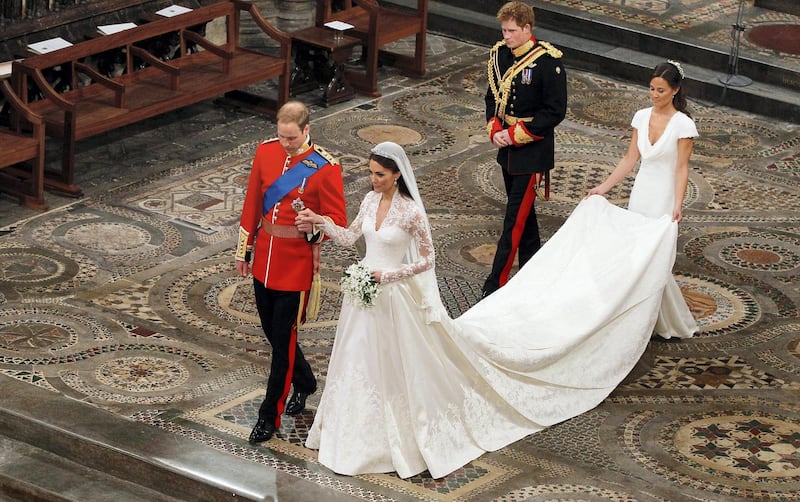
left=369, top=153, right=412, bottom=199
left=651, top=62, right=691, bottom=117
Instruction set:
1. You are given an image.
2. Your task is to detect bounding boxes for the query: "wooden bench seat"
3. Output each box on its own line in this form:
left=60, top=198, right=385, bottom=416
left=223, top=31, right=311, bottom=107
left=34, top=49, right=285, bottom=140
left=0, top=79, right=46, bottom=210
left=316, top=0, right=427, bottom=97
left=11, top=0, right=291, bottom=196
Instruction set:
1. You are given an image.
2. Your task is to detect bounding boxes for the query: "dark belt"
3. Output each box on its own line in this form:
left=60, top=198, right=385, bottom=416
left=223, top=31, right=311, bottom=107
left=261, top=219, right=304, bottom=239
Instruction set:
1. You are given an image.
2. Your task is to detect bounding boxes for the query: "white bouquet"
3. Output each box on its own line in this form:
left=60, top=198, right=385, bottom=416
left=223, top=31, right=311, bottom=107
left=340, top=263, right=381, bottom=308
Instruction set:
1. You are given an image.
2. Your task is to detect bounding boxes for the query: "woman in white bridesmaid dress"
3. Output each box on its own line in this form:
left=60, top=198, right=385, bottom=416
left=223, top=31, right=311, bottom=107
left=588, top=60, right=699, bottom=339
left=296, top=137, right=684, bottom=480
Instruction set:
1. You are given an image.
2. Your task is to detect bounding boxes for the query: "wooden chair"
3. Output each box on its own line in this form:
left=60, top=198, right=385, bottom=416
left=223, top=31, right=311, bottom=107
left=11, top=1, right=291, bottom=197
left=0, top=79, right=46, bottom=210
left=315, top=0, right=427, bottom=96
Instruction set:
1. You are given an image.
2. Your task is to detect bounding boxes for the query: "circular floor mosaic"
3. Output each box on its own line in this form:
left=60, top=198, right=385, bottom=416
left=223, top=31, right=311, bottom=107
left=684, top=232, right=799, bottom=318
left=434, top=227, right=502, bottom=281
left=671, top=412, right=800, bottom=480
left=471, top=157, right=507, bottom=205
left=678, top=274, right=760, bottom=337
left=389, top=88, right=482, bottom=156
left=748, top=24, right=800, bottom=56
left=0, top=306, right=114, bottom=363
left=0, top=247, right=81, bottom=291
left=32, top=207, right=185, bottom=272
left=95, top=356, right=190, bottom=392
left=549, top=159, right=633, bottom=206
left=0, top=321, right=75, bottom=352
left=718, top=240, right=800, bottom=273
left=156, top=258, right=262, bottom=344
left=214, top=276, right=260, bottom=324
left=356, top=124, right=422, bottom=145
left=624, top=407, right=800, bottom=500
left=567, top=89, right=649, bottom=131
left=65, top=222, right=151, bottom=254
left=693, top=116, right=779, bottom=160
left=314, top=112, right=432, bottom=163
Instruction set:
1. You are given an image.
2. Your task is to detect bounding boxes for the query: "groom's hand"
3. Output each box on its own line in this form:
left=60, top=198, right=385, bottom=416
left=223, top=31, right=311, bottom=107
left=236, top=260, right=251, bottom=277
left=296, top=220, right=314, bottom=233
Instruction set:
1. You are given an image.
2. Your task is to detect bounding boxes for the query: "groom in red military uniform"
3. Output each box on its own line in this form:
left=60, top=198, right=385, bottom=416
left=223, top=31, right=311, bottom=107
left=482, top=1, right=567, bottom=298
left=236, top=101, right=347, bottom=443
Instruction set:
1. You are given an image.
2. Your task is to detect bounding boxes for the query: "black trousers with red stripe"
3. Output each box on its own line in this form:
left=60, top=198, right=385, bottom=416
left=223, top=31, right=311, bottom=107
left=253, top=279, right=317, bottom=428
left=483, top=169, right=541, bottom=295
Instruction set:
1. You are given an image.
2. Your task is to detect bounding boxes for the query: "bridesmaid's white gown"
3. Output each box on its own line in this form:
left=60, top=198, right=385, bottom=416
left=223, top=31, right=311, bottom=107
left=628, top=107, right=699, bottom=339
left=306, top=189, right=687, bottom=479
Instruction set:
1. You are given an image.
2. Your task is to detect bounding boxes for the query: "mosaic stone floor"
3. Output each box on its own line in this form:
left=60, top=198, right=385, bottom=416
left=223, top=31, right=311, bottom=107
left=1, top=31, right=799, bottom=501
left=538, top=0, right=800, bottom=72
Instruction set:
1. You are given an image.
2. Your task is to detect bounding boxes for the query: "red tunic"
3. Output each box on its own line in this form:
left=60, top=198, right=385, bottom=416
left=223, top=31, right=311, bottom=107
left=238, top=139, right=347, bottom=291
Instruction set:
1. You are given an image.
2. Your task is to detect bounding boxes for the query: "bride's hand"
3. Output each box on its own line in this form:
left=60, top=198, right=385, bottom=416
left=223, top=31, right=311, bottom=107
left=371, top=271, right=382, bottom=284
left=295, top=208, right=321, bottom=231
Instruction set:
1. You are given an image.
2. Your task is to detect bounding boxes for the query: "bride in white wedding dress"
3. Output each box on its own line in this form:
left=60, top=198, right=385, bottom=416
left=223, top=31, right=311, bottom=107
left=588, top=60, right=698, bottom=339
left=296, top=137, right=687, bottom=479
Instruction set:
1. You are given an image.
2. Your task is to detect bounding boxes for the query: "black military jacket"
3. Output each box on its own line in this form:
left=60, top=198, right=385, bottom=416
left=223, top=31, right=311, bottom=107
left=485, top=38, right=568, bottom=174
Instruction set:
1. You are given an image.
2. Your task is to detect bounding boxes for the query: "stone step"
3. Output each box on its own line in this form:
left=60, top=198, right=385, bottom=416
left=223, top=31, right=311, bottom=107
left=519, top=0, right=799, bottom=92
left=391, top=0, right=800, bottom=122
left=0, top=434, right=181, bottom=502
left=0, top=375, right=351, bottom=502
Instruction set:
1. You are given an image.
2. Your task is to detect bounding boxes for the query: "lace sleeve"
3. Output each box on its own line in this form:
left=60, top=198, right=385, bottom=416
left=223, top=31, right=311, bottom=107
left=380, top=204, right=435, bottom=283
left=320, top=193, right=370, bottom=247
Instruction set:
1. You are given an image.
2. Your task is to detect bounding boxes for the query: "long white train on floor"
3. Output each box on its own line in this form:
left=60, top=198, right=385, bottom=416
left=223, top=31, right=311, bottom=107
left=308, top=195, right=681, bottom=479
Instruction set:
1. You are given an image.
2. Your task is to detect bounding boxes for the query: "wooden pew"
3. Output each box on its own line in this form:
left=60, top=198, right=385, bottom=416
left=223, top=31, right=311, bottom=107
left=0, top=79, right=46, bottom=210
left=11, top=0, right=291, bottom=196
left=315, top=0, right=427, bottom=97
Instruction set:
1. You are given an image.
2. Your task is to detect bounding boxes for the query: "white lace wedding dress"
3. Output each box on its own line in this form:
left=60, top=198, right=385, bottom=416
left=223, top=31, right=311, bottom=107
left=628, top=107, right=699, bottom=339
left=305, top=190, right=679, bottom=479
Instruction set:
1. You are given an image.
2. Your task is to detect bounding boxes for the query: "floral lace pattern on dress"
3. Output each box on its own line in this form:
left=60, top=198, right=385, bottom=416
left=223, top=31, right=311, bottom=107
left=321, top=190, right=434, bottom=283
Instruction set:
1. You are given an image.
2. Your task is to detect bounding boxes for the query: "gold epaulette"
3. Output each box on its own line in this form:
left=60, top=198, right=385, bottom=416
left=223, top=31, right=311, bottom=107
left=314, top=144, right=337, bottom=165
left=539, top=41, right=563, bottom=59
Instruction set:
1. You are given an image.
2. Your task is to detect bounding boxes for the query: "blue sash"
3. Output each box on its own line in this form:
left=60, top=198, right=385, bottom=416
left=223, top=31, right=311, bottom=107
left=262, top=151, right=330, bottom=214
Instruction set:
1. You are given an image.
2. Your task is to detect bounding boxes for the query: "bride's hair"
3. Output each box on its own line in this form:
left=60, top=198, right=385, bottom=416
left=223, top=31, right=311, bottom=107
left=370, top=153, right=412, bottom=199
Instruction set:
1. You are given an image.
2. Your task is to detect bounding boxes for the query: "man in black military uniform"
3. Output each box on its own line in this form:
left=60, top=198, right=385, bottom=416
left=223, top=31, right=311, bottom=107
left=482, top=1, right=568, bottom=298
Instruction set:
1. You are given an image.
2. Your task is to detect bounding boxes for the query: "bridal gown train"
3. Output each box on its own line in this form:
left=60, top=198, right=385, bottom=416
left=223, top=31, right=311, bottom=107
left=628, top=107, right=699, bottom=339
left=306, top=190, right=681, bottom=479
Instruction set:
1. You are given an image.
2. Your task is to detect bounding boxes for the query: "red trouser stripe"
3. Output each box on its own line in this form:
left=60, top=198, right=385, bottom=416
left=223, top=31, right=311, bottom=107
left=275, top=323, right=298, bottom=428
left=274, top=291, right=309, bottom=428
left=498, top=174, right=539, bottom=286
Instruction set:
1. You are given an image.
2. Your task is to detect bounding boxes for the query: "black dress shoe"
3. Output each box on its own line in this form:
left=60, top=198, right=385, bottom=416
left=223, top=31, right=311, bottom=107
left=285, top=391, right=309, bottom=416
left=248, top=419, right=275, bottom=444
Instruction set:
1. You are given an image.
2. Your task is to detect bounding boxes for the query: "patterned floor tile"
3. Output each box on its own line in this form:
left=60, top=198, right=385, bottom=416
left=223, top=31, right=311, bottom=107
left=0, top=27, right=798, bottom=500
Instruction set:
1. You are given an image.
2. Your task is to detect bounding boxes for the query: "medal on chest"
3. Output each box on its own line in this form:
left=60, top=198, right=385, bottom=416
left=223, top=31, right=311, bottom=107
left=521, top=67, right=532, bottom=85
